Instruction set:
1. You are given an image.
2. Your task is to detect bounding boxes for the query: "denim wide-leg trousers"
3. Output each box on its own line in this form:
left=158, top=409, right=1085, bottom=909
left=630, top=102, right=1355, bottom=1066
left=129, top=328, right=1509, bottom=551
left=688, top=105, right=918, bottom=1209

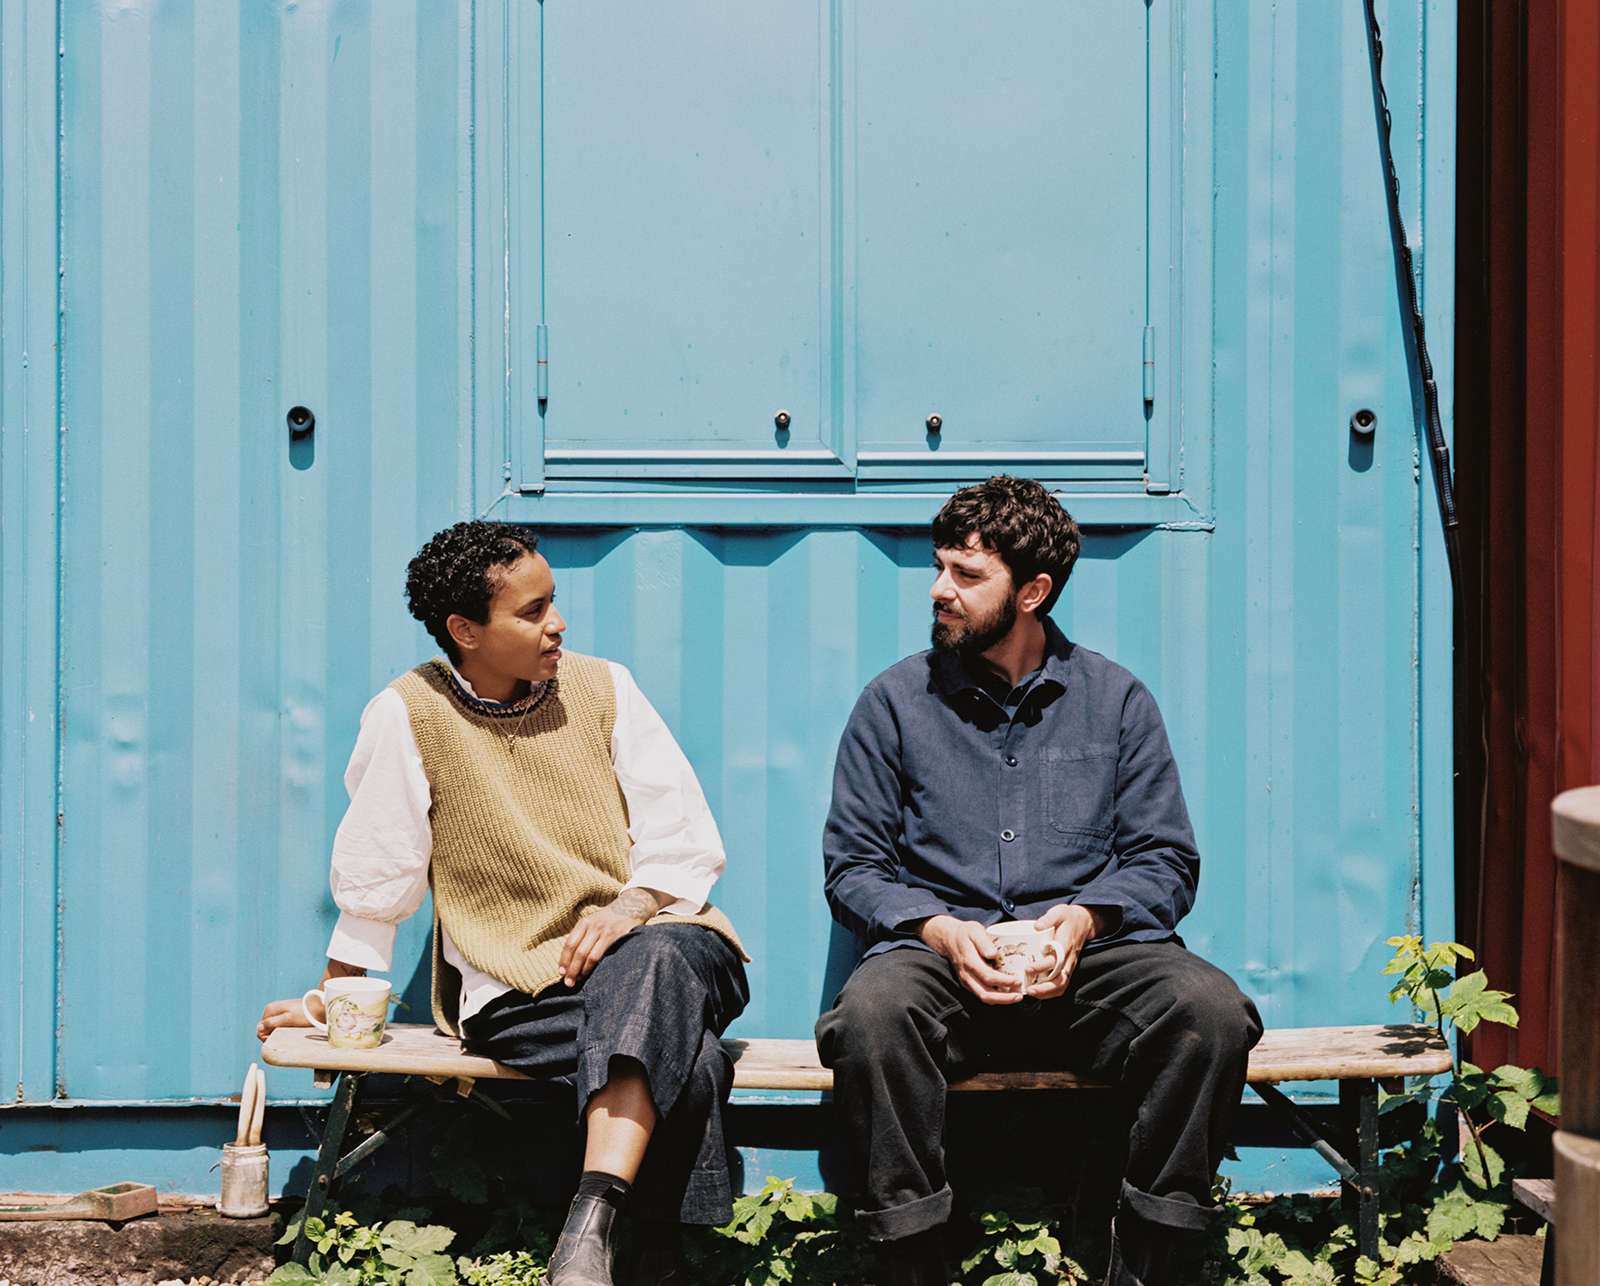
left=461, top=923, right=749, bottom=1225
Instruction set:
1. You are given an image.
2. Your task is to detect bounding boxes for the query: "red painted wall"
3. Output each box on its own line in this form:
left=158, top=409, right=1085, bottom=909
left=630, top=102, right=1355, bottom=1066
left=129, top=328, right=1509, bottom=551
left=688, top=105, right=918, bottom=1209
left=1456, top=0, right=1600, bottom=1079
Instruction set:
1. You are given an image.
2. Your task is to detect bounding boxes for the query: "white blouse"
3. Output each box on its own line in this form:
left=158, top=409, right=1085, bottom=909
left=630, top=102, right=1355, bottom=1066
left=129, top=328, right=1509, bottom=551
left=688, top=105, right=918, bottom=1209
left=325, top=660, right=728, bottom=1022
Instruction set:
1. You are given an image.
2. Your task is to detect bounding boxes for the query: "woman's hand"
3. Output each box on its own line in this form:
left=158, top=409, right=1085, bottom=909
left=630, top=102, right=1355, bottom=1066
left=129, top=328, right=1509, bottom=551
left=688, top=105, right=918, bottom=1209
left=558, top=888, right=666, bottom=986
left=255, top=958, right=366, bottom=1041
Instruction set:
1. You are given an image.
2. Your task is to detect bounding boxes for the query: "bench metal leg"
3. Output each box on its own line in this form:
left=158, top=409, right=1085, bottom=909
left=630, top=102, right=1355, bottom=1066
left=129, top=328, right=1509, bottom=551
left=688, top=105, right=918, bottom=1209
left=292, top=1071, right=364, bottom=1267
left=1250, top=1079, right=1380, bottom=1263
left=289, top=1073, right=505, bottom=1266
left=1339, top=1078, right=1380, bottom=1263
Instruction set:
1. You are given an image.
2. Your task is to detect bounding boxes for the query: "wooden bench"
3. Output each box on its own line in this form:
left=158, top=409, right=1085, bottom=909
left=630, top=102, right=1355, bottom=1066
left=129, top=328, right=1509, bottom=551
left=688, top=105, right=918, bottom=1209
left=264, top=1022, right=1450, bottom=1265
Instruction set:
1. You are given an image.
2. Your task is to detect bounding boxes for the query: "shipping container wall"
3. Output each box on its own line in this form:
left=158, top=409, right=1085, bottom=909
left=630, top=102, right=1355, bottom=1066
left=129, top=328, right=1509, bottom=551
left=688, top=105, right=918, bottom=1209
left=0, top=0, right=1456, bottom=1194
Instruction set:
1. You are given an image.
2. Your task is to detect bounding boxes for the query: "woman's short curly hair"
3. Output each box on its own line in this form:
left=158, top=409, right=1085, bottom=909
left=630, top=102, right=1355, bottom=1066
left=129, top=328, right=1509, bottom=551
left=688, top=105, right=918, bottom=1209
left=932, top=475, right=1081, bottom=615
left=405, top=521, right=541, bottom=660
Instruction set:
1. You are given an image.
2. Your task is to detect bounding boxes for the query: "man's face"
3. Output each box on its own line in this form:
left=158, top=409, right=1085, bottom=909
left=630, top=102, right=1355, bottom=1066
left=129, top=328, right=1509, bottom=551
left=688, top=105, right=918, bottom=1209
left=930, top=537, right=1018, bottom=656
left=461, top=551, right=567, bottom=683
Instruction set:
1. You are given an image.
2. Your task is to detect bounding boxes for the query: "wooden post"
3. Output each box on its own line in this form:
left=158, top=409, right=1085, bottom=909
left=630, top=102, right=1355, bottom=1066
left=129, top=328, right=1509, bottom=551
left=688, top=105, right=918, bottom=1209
left=1552, top=787, right=1600, bottom=1285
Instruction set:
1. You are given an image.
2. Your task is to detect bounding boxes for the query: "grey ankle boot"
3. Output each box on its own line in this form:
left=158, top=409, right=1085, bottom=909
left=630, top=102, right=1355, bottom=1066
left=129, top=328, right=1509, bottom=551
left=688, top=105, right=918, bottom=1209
left=547, top=1192, right=620, bottom=1286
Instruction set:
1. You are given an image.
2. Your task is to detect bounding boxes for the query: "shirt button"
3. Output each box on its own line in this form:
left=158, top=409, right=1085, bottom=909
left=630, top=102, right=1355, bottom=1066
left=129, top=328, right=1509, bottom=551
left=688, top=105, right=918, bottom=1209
left=1005, top=755, right=1018, bottom=767
left=1002, top=899, right=1017, bottom=914
left=1000, top=829, right=1016, bottom=842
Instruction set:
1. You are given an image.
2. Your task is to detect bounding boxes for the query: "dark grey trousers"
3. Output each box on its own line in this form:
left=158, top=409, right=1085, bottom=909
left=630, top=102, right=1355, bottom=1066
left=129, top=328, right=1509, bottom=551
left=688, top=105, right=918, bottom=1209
left=460, top=923, right=749, bottom=1225
left=815, top=940, right=1263, bottom=1241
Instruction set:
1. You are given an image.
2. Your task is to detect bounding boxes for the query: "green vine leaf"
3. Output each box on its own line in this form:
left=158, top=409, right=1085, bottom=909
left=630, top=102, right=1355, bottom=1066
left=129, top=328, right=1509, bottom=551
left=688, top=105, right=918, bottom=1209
left=1281, top=1254, right=1339, bottom=1286
left=1440, top=970, right=1519, bottom=1033
left=780, top=1189, right=815, bottom=1222
left=1491, top=1065, right=1542, bottom=1098
left=1424, top=1194, right=1479, bottom=1244
left=406, top=1253, right=460, bottom=1286
left=1489, top=1089, right=1531, bottom=1129
left=386, top=1221, right=457, bottom=1256
left=736, top=1204, right=775, bottom=1245
left=1459, top=1137, right=1506, bottom=1191
left=1471, top=1198, right=1507, bottom=1240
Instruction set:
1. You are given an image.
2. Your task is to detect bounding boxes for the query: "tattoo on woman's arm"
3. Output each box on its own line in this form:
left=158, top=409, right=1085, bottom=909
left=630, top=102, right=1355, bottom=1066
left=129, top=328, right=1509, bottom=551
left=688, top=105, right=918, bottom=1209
left=609, top=887, right=665, bottom=922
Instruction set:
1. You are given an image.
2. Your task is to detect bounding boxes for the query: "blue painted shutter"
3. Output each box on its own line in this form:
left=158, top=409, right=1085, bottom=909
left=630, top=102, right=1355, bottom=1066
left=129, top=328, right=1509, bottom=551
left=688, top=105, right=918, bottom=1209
left=851, top=1, right=1151, bottom=482
left=539, top=2, right=838, bottom=479
left=535, top=1, right=1163, bottom=487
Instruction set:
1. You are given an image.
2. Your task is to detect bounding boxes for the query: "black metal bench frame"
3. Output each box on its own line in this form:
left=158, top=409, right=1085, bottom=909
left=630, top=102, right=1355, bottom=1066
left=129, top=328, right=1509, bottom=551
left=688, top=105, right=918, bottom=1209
left=291, top=1069, right=1394, bottom=1265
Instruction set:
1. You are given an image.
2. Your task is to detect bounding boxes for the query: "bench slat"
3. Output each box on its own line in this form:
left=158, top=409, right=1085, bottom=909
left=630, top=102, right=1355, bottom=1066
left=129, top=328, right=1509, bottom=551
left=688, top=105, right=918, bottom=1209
left=1511, top=1177, right=1556, bottom=1225
left=1244, top=1023, right=1453, bottom=1082
left=263, top=1021, right=1450, bottom=1091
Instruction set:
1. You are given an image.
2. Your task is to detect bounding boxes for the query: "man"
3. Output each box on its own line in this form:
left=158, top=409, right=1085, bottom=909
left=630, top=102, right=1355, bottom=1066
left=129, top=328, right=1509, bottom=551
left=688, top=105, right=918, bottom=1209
left=815, top=476, right=1262, bottom=1286
left=258, top=520, right=748, bottom=1286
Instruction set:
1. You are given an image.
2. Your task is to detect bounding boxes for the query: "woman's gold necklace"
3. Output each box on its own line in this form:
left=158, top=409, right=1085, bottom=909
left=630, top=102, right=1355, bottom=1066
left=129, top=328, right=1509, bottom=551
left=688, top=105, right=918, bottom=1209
left=503, top=681, right=551, bottom=752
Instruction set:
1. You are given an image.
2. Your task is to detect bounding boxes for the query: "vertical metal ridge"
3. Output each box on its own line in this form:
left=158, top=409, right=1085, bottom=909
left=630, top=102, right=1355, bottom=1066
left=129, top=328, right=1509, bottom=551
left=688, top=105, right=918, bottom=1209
left=1, top=0, right=68, bottom=1101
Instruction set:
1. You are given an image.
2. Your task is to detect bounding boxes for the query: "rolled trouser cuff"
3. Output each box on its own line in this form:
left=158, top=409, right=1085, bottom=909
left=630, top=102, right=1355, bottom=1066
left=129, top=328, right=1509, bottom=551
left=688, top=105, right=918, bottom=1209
left=1119, top=1179, right=1216, bottom=1233
left=854, top=1184, right=954, bottom=1242
left=669, top=1166, right=736, bottom=1226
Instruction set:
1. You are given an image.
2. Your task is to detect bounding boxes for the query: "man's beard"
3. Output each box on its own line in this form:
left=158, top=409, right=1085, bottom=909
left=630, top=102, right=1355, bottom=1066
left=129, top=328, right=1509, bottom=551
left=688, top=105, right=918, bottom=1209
left=931, top=594, right=1018, bottom=658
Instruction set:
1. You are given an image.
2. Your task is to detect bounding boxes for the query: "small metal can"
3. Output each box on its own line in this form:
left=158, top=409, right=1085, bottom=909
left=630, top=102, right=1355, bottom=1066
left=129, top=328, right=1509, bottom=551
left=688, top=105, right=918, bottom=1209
left=218, top=1142, right=269, bottom=1218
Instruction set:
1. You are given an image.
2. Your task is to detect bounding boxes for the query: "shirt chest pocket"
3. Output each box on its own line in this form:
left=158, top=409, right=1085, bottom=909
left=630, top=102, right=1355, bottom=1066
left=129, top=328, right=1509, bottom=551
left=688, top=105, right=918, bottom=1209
left=1043, top=745, right=1117, bottom=839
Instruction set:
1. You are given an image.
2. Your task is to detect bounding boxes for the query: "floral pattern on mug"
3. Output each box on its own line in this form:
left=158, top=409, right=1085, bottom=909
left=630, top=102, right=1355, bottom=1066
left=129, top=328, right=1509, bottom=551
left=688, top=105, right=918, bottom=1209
left=326, top=996, right=387, bottom=1049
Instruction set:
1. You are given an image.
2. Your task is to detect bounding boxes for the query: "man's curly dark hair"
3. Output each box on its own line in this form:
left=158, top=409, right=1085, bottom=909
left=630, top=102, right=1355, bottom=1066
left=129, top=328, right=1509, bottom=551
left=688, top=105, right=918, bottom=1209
left=405, top=521, right=541, bottom=660
left=932, top=475, right=1081, bottom=615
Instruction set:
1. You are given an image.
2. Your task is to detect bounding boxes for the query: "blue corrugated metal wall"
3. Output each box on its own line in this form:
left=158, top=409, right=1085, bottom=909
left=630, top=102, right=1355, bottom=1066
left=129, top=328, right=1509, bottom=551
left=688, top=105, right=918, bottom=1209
left=0, top=0, right=1456, bottom=1195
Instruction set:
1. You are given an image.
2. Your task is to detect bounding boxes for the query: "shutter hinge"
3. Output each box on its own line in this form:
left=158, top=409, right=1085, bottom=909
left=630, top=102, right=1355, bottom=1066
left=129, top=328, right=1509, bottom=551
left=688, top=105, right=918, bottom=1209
left=1141, top=325, right=1155, bottom=405
left=535, top=323, right=549, bottom=403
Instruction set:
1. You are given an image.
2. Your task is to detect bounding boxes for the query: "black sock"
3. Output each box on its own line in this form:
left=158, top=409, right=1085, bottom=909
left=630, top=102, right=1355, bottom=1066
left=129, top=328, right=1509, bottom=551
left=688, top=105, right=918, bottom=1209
left=576, top=1169, right=632, bottom=1208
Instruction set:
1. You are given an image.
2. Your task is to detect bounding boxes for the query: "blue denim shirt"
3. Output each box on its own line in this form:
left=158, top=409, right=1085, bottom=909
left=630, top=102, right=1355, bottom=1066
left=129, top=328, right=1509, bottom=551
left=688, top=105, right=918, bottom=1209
left=822, top=618, right=1199, bottom=960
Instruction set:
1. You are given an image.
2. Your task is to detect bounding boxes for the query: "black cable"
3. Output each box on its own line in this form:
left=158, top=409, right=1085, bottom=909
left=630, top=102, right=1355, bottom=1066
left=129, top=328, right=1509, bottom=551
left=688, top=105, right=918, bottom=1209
left=1365, top=1, right=1477, bottom=972
left=1362, top=0, right=1463, bottom=593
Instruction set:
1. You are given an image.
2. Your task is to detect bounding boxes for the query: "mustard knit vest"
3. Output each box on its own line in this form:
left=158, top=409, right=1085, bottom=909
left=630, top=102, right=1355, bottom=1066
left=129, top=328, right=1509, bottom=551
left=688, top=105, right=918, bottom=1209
left=392, top=654, right=746, bottom=1036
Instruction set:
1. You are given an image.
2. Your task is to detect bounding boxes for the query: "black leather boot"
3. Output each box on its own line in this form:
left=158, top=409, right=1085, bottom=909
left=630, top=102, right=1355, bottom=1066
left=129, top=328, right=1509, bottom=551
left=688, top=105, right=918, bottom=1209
left=547, top=1191, right=621, bottom=1286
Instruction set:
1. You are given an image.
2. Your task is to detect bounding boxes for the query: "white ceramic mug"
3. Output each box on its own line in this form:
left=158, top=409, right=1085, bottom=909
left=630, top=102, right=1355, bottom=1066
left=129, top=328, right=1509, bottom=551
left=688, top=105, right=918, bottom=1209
left=988, top=921, right=1065, bottom=982
left=300, top=976, right=392, bottom=1050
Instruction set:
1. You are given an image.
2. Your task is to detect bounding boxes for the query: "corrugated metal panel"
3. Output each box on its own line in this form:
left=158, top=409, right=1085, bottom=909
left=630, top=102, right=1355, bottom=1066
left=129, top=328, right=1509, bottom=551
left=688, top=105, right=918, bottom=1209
left=1, top=0, right=65, bottom=1106
left=52, top=0, right=470, bottom=1101
left=1, top=0, right=1456, bottom=1198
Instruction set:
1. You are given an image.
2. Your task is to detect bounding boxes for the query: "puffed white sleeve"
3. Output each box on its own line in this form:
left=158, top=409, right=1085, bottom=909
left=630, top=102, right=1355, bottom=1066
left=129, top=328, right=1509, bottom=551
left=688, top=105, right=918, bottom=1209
left=608, top=661, right=727, bottom=915
left=324, top=688, right=434, bottom=970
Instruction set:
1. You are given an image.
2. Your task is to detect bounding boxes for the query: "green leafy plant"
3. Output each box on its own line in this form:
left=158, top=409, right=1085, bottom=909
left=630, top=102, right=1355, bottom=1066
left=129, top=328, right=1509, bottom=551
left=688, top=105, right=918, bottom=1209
left=688, top=1175, right=871, bottom=1285
left=268, top=1210, right=459, bottom=1285
left=417, top=1107, right=561, bottom=1259
left=957, top=1196, right=1091, bottom=1285
left=456, top=1250, right=545, bottom=1285
left=1197, top=937, right=1559, bottom=1284
left=1381, top=936, right=1558, bottom=1195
